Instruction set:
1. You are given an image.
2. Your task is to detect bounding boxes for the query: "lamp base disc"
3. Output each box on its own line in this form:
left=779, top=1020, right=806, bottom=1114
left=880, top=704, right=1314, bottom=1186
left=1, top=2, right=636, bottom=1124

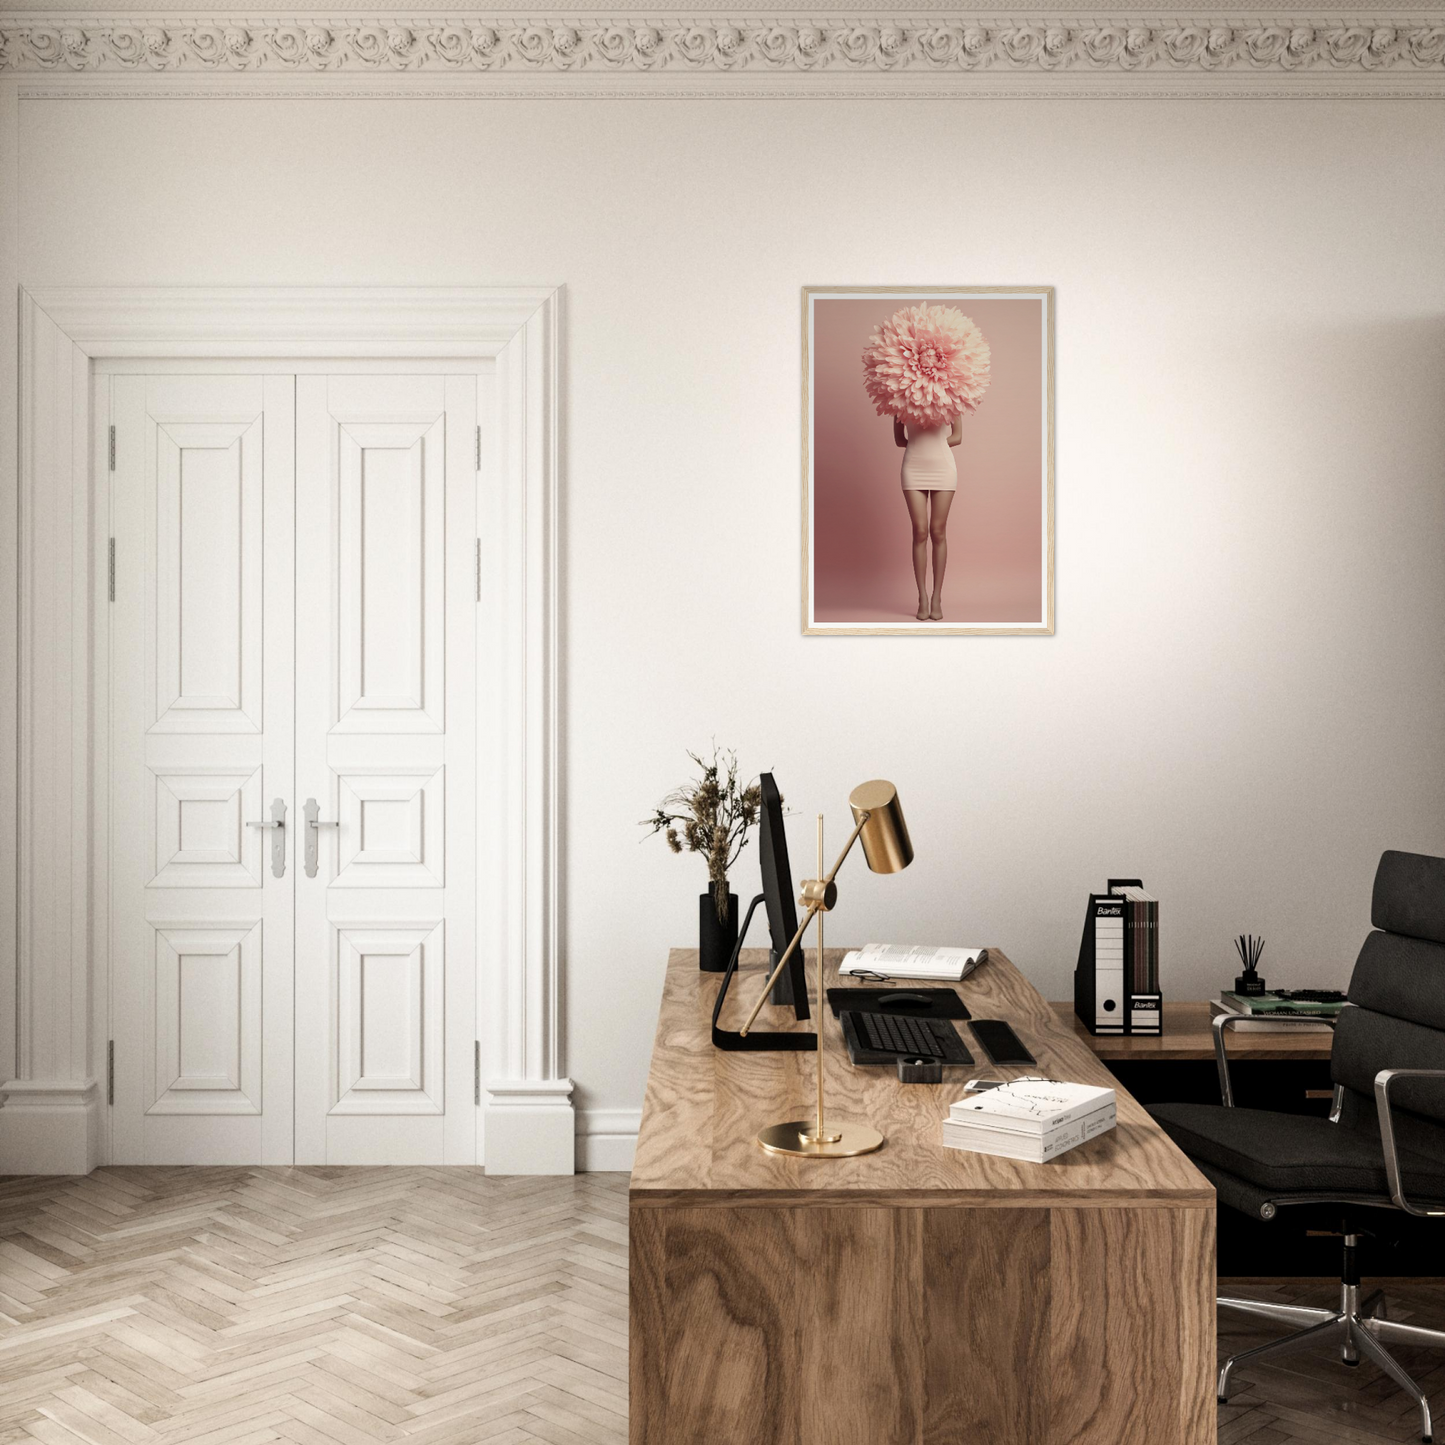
left=757, top=1119, right=884, bottom=1158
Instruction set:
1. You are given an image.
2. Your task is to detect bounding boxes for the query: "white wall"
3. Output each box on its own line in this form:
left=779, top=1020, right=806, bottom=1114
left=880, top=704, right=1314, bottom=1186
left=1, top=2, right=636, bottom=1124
left=16, top=95, right=1445, bottom=1152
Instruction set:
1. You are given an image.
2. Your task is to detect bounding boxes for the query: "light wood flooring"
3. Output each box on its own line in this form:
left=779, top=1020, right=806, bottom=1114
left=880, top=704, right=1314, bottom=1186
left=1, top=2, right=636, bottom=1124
left=2, top=1167, right=1443, bottom=1443
left=0, top=1169, right=628, bottom=1445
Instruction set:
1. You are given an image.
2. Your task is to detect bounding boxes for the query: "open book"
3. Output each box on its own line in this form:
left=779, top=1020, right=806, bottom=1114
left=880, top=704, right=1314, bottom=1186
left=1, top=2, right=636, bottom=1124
left=839, top=943, right=987, bottom=982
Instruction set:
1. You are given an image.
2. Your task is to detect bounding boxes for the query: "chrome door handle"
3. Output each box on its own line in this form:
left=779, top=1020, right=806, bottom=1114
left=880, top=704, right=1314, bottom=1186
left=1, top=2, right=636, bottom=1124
left=303, top=797, right=339, bottom=879
left=246, top=797, right=288, bottom=878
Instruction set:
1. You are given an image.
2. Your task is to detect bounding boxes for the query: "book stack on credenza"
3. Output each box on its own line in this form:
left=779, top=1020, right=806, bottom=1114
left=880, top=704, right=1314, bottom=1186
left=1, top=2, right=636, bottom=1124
left=1074, top=877, right=1162, bottom=1036
left=1210, top=989, right=1346, bottom=1033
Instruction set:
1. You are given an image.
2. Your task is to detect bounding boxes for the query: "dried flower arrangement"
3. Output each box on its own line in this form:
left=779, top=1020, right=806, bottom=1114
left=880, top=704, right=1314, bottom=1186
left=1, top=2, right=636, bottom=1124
left=643, top=747, right=763, bottom=922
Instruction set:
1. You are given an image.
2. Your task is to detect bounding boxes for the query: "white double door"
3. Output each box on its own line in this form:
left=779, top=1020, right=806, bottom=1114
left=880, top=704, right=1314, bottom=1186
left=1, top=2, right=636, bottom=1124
left=109, top=371, right=477, bottom=1164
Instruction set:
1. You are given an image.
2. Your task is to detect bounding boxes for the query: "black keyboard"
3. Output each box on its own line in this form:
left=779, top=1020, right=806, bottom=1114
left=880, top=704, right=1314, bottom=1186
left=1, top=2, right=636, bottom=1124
left=843, top=1010, right=974, bottom=1064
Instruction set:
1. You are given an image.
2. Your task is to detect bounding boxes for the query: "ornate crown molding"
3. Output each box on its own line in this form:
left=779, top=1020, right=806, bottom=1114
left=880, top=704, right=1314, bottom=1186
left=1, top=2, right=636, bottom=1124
left=2, top=12, right=1444, bottom=87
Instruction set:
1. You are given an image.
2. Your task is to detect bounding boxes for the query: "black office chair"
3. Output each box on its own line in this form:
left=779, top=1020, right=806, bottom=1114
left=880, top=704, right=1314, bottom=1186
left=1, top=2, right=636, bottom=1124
left=1149, top=849, right=1445, bottom=1443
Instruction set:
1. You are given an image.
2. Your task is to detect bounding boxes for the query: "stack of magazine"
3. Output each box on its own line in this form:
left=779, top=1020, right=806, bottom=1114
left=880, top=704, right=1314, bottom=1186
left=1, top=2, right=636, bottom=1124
left=941, top=1079, right=1117, bottom=1163
left=1210, top=990, right=1344, bottom=1033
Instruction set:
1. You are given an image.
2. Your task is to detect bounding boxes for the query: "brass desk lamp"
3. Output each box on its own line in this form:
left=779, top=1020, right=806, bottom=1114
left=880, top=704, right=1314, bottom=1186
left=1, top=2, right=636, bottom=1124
left=738, top=779, right=913, bottom=1158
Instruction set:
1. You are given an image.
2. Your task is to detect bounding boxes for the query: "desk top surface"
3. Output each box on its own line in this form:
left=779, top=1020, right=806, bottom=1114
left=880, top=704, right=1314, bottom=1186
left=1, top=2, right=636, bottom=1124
left=630, top=948, right=1213, bottom=1207
left=1053, top=1000, right=1335, bottom=1061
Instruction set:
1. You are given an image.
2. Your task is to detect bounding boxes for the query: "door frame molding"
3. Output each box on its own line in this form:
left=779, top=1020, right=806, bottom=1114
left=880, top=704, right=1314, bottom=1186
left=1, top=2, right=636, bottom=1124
left=2, top=286, right=570, bottom=1174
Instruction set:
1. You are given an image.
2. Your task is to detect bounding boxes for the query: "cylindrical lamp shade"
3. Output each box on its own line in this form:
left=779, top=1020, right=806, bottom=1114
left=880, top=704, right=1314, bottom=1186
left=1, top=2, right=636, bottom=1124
left=848, top=780, right=914, bottom=874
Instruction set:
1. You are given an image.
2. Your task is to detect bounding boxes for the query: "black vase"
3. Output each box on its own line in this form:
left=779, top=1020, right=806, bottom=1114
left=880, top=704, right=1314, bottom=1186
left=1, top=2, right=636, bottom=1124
left=699, top=887, right=739, bottom=972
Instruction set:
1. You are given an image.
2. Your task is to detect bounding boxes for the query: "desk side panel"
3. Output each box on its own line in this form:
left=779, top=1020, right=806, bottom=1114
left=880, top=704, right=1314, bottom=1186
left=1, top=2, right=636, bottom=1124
left=630, top=1199, right=1212, bottom=1445
left=1048, top=1205, right=1216, bottom=1445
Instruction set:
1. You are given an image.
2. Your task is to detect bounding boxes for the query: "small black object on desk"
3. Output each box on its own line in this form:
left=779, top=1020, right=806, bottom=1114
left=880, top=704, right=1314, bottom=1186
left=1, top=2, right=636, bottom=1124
left=826, top=986, right=970, bottom=1020
left=896, top=1057, right=944, bottom=1083
left=1234, top=933, right=1267, bottom=996
left=969, top=1019, right=1036, bottom=1066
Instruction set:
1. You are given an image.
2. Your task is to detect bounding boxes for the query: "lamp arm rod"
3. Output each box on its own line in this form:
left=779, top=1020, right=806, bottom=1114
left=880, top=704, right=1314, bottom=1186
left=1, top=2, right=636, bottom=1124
left=821, top=813, right=870, bottom=886
left=738, top=811, right=871, bottom=1037
left=737, top=902, right=820, bottom=1038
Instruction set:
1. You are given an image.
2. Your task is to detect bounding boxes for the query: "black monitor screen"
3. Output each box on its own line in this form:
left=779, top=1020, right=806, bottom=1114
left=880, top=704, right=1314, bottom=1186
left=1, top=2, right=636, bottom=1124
left=757, top=773, right=809, bottom=1020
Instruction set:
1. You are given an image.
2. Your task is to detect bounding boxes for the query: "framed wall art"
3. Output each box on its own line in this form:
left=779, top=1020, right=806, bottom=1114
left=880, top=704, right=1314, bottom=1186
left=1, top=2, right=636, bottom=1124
left=803, top=286, right=1054, bottom=635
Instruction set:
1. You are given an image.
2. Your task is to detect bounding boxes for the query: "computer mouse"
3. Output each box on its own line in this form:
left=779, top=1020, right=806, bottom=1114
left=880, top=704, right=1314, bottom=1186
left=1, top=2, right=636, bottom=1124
left=879, top=992, right=933, bottom=1010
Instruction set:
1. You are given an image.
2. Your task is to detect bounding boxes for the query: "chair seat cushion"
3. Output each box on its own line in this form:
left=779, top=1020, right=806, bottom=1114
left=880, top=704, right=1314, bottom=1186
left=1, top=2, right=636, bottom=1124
left=1148, top=1102, right=1445, bottom=1198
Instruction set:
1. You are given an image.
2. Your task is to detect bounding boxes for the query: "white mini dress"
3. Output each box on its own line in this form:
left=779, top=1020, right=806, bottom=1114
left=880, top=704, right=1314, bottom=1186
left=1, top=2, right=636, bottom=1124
left=901, top=423, right=957, bottom=492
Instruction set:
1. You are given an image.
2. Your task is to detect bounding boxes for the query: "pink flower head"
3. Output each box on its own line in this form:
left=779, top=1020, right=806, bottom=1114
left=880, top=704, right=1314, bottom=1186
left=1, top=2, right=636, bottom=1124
left=861, top=303, right=991, bottom=429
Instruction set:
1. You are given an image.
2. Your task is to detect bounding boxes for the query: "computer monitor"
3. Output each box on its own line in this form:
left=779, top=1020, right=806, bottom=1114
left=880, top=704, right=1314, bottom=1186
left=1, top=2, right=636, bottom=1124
left=758, top=773, right=810, bottom=1020
left=709, top=771, right=815, bottom=1051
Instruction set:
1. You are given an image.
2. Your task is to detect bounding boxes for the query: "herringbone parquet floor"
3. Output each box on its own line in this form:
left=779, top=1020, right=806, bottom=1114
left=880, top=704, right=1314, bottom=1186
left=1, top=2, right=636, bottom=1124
left=0, top=1168, right=628, bottom=1445
left=3, top=1168, right=1445, bottom=1444
left=1218, top=1276, right=1445, bottom=1444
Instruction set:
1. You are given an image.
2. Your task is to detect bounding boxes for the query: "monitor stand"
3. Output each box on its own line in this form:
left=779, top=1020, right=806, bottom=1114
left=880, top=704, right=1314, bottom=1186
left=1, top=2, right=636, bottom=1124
left=711, top=894, right=816, bottom=1052
left=770, top=950, right=802, bottom=1008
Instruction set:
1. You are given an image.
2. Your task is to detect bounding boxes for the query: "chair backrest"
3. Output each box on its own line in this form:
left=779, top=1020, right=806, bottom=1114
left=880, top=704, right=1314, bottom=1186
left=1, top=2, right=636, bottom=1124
left=1332, top=851, right=1445, bottom=1148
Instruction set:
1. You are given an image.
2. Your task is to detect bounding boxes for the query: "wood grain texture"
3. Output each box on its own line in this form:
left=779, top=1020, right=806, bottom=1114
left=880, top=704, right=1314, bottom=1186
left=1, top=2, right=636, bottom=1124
left=1054, top=1001, right=1334, bottom=1061
left=631, top=949, right=1213, bottom=1206
left=922, top=1208, right=1050, bottom=1445
left=1048, top=1206, right=1215, bottom=1445
left=628, top=1203, right=666, bottom=1445
left=629, top=1201, right=1214, bottom=1445
left=661, top=1208, right=802, bottom=1445
left=799, top=1208, right=922, bottom=1445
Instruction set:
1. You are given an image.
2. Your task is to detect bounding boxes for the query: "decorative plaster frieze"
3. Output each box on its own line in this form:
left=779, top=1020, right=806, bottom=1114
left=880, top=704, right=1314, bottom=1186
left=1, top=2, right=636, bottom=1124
left=2, top=14, right=1444, bottom=77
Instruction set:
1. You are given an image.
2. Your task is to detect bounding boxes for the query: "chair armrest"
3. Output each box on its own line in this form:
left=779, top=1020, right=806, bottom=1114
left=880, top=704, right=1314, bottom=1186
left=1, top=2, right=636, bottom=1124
left=1374, top=1068, right=1445, bottom=1217
left=1212, top=1011, right=1337, bottom=1108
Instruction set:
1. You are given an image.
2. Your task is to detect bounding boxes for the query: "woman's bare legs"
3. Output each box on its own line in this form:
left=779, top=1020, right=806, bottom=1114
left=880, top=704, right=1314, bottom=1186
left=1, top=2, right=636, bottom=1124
left=904, top=490, right=930, bottom=620
left=928, top=490, right=954, bottom=620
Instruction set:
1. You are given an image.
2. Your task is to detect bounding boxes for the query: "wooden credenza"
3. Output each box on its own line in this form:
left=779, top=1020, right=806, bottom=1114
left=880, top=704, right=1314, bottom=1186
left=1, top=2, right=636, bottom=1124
left=630, top=948, right=1217, bottom=1445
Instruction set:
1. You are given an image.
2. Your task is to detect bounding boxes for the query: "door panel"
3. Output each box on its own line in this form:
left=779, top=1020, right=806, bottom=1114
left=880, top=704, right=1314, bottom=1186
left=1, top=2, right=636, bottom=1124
left=335, top=421, right=445, bottom=732
left=110, top=375, right=295, bottom=1164
left=294, top=375, right=476, bottom=1164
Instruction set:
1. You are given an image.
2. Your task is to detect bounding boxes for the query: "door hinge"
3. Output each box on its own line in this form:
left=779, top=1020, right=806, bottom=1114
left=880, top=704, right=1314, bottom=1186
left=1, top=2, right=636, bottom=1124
left=108, top=425, right=116, bottom=472
left=475, top=424, right=482, bottom=472
left=107, top=1040, right=115, bottom=1105
left=474, top=1041, right=481, bottom=1106
left=108, top=538, right=116, bottom=602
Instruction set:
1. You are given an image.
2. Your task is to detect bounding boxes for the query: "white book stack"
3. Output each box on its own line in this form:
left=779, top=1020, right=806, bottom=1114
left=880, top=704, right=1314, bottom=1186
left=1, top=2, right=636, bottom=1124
left=941, top=1079, right=1117, bottom=1163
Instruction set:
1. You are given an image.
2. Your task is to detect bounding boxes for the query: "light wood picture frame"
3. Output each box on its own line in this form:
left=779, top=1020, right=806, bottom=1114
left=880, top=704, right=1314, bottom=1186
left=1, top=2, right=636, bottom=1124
left=803, top=285, right=1054, bottom=636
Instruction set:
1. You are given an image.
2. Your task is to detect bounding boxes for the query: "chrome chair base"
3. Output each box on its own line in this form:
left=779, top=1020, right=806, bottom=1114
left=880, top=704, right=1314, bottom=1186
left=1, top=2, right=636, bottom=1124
left=1219, top=1281, right=1445, bottom=1442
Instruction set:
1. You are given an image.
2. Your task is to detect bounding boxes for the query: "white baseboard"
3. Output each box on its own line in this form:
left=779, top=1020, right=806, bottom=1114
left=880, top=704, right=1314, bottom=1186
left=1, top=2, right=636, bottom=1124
left=576, top=1108, right=640, bottom=1173
left=0, top=1079, right=102, bottom=1175
left=483, top=1078, right=575, bottom=1175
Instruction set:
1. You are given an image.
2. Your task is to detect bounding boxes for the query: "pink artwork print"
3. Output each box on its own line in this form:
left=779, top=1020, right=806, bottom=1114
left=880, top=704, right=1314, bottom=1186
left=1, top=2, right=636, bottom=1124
left=805, top=288, right=1054, bottom=636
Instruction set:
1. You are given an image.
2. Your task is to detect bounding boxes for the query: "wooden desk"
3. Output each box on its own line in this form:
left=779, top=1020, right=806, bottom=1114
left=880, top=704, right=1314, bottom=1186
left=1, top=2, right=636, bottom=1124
left=1052, top=1000, right=1334, bottom=1061
left=631, top=949, right=1215, bottom=1445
